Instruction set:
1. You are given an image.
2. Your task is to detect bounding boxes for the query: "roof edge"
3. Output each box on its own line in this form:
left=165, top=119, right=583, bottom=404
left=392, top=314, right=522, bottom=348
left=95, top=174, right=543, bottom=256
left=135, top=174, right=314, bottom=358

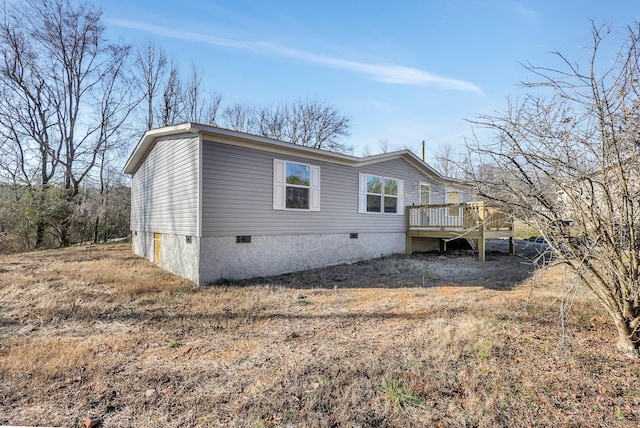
left=122, top=123, right=199, bottom=174
left=122, top=122, right=469, bottom=186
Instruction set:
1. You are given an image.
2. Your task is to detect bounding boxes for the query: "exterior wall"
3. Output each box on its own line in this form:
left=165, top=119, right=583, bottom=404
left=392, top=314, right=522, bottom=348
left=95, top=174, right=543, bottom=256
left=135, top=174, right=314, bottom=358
left=130, top=132, right=201, bottom=283
left=127, top=128, right=472, bottom=284
left=445, top=182, right=474, bottom=203
left=132, top=230, right=154, bottom=260
left=200, top=141, right=450, bottom=237
left=132, top=230, right=200, bottom=283
left=130, top=134, right=199, bottom=236
left=160, top=233, right=200, bottom=283
left=199, top=232, right=405, bottom=283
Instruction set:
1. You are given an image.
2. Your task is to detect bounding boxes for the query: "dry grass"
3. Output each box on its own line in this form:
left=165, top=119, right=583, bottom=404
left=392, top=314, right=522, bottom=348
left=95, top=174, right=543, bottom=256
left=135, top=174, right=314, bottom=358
left=1, top=243, right=639, bottom=427
left=513, top=220, right=540, bottom=240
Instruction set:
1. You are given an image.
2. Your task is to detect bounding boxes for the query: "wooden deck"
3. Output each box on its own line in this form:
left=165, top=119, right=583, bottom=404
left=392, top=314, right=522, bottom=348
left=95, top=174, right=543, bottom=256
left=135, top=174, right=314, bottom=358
left=406, top=202, right=514, bottom=261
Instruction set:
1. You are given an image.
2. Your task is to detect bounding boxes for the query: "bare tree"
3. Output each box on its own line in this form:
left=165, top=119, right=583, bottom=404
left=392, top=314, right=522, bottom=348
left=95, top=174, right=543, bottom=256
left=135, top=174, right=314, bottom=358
left=378, top=138, right=391, bottom=153
left=0, top=0, right=138, bottom=247
left=359, top=145, right=372, bottom=157
left=219, top=98, right=351, bottom=153
left=256, top=104, right=287, bottom=141
left=285, top=99, right=351, bottom=152
left=135, top=41, right=167, bottom=130
left=221, top=102, right=255, bottom=132
left=184, top=64, right=221, bottom=125
left=467, top=22, right=640, bottom=357
left=433, top=142, right=466, bottom=179
left=157, top=60, right=185, bottom=126
left=134, top=55, right=349, bottom=151
left=146, top=59, right=222, bottom=127
left=201, top=92, right=222, bottom=126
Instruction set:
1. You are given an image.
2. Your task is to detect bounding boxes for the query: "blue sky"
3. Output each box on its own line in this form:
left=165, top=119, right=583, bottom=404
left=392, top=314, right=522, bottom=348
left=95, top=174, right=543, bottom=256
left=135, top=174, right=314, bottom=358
left=97, top=0, right=639, bottom=162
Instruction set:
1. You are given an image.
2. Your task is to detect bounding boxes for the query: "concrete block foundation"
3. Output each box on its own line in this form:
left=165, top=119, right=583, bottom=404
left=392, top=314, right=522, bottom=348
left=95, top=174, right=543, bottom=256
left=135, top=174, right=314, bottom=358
left=131, top=231, right=406, bottom=285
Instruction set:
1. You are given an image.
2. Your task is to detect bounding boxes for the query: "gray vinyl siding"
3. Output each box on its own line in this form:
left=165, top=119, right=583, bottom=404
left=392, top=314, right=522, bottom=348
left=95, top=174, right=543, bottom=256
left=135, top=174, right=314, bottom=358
left=130, top=135, right=199, bottom=235
left=201, top=141, right=448, bottom=236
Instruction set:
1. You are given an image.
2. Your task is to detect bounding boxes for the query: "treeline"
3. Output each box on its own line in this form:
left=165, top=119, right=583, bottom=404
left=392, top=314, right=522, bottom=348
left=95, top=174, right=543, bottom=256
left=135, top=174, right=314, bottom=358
left=0, top=0, right=350, bottom=253
left=0, top=182, right=129, bottom=253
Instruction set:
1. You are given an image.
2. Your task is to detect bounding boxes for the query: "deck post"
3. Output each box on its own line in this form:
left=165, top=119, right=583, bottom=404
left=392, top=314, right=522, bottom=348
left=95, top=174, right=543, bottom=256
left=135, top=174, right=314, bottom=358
left=405, top=202, right=514, bottom=261
left=478, top=233, right=486, bottom=262
left=478, top=203, right=486, bottom=261
left=406, top=206, right=413, bottom=255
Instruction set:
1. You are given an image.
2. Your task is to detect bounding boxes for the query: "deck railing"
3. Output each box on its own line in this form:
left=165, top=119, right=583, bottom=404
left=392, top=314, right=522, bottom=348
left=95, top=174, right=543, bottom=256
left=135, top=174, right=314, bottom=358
left=407, top=201, right=513, bottom=231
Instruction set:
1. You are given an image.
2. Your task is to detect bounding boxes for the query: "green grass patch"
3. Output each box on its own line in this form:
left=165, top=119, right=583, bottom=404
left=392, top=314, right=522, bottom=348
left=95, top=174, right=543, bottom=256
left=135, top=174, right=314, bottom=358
left=382, top=379, right=424, bottom=409
left=166, top=339, right=183, bottom=349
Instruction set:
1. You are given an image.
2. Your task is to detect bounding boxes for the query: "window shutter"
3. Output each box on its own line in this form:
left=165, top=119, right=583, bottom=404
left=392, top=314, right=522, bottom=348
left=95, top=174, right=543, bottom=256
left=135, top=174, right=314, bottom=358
left=358, top=173, right=367, bottom=213
left=309, top=165, right=321, bottom=211
left=273, top=159, right=286, bottom=210
left=396, top=179, right=404, bottom=215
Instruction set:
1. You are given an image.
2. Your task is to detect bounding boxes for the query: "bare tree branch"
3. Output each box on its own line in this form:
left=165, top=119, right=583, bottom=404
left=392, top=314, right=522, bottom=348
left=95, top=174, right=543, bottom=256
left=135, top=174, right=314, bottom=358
left=467, top=22, right=640, bottom=357
left=0, top=0, right=139, bottom=247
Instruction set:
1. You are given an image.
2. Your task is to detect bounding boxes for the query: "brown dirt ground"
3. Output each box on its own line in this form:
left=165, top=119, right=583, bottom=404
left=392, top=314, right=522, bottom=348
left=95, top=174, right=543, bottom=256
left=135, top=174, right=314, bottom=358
left=233, top=238, right=546, bottom=289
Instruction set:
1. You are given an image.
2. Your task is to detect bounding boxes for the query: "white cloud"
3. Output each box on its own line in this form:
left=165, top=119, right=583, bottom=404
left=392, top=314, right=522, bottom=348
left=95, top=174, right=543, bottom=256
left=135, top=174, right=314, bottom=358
left=108, top=18, right=483, bottom=94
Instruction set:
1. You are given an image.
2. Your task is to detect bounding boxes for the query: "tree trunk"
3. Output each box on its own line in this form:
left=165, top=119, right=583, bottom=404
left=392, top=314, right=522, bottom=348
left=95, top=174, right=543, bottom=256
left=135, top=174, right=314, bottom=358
left=34, top=185, right=47, bottom=248
left=59, top=217, right=70, bottom=247
left=35, top=222, right=45, bottom=248
left=613, top=315, right=640, bottom=358
left=93, top=216, right=99, bottom=244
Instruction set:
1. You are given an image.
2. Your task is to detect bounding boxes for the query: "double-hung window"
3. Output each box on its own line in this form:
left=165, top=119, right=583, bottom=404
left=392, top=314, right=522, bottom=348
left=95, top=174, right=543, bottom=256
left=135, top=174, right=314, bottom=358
left=446, top=188, right=462, bottom=216
left=273, top=159, right=320, bottom=211
left=358, top=173, right=404, bottom=214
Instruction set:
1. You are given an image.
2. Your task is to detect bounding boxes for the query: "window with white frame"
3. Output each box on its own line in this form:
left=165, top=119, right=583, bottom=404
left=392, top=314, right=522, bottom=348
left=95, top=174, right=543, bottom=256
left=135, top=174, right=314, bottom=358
left=446, top=188, right=462, bottom=216
left=273, top=159, right=320, bottom=211
left=358, top=173, right=404, bottom=214
left=419, top=183, right=431, bottom=205
left=446, top=189, right=461, bottom=204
